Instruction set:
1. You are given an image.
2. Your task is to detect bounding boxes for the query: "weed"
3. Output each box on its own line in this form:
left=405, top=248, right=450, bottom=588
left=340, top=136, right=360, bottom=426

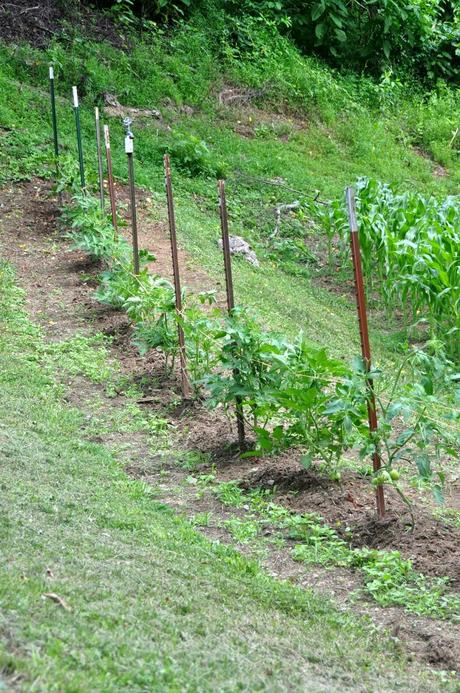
left=190, top=511, right=213, bottom=527
left=432, top=506, right=460, bottom=529
left=214, top=481, right=246, bottom=508
left=349, top=548, right=460, bottom=620
left=210, top=476, right=460, bottom=620
left=176, top=450, right=211, bottom=471
left=224, top=517, right=259, bottom=544
left=38, top=333, right=117, bottom=384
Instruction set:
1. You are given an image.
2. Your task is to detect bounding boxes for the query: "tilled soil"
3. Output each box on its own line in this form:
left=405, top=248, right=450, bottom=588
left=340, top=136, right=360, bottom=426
left=1, top=177, right=459, bottom=673
left=236, top=459, right=460, bottom=588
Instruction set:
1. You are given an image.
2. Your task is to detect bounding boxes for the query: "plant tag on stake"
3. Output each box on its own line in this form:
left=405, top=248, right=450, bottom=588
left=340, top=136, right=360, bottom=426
left=123, top=117, right=134, bottom=154
left=125, top=135, right=133, bottom=154
left=49, top=66, right=54, bottom=80
left=72, top=86, right=79, bottom=108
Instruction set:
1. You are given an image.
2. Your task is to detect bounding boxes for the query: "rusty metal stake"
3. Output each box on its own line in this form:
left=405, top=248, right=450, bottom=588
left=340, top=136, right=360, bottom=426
left=103, top=125, right=118, bottom=235
left=72, top=86, right=85, bottom=189
left=346, top=187, right=385, bottom=520
left=218, top=179, right=246, bottom=450
left=49, top=66, right=59, bottom=177
left=124, top=118, right=139, bottom=275
left=95, top=107, right=104, bottom=212
left=164, top=154, right=192, bottom=400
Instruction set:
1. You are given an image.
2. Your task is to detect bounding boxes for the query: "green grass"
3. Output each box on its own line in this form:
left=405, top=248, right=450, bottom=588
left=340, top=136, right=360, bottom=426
left=1, top=262, right=453, bottom=691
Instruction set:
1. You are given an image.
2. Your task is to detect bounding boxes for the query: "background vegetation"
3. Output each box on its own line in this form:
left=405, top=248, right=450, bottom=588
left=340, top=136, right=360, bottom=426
left=87, top=0, right=460, bottom=82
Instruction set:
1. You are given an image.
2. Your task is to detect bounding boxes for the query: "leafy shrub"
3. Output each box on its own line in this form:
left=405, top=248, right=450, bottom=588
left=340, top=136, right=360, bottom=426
left=223, top=0, right=460, bottom=83
left=181, top=291, right=224, bottom=387
left=124, top=275, right=177, bottom=367
left=165, top=132, right=226, bottom=178
left=95, top=263, right=143, bottom=308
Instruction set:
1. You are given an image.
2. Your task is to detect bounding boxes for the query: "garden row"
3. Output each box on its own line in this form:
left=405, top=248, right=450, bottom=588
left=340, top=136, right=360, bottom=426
left=56, top=154, right=458, bottom=518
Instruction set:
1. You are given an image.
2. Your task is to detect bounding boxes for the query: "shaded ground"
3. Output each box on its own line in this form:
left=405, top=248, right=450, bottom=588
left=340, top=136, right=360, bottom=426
left=0, top=177, right=459, bottom=675
left=0, top=0, right=125, bottom=50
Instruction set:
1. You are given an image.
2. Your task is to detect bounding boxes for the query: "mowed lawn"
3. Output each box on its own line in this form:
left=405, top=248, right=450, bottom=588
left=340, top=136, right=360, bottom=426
left=0, top=261, right=444, bottom=692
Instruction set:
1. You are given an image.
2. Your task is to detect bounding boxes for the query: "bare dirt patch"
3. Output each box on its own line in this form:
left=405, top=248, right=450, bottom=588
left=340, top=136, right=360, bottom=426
left=0, top=0, right=126, bottom=51
left=221, top=103, right=308, bottom=141
left=412, top=146, right=448, bottom=178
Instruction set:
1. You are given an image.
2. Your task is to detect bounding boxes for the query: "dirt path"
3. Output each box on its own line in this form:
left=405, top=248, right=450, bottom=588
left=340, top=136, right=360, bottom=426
left=1, top=178, right=459, bottom=674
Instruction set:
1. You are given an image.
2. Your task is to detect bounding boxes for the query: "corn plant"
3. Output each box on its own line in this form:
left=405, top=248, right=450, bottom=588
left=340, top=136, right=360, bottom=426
left=315, top=178, right=460, bottom=359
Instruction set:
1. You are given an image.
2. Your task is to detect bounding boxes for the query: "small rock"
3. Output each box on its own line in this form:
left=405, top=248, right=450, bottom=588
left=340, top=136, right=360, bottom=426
left=217, top=235, right=259, bottom=267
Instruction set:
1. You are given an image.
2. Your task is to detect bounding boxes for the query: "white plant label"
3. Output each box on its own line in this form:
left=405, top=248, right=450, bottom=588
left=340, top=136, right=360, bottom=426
left=49, top=66, right=54, bottom=80
left=104, top=125, right=110, bottom=149
left=72, top=86, right=79, bottom=108
left=125, top=135, right=134, bottom=154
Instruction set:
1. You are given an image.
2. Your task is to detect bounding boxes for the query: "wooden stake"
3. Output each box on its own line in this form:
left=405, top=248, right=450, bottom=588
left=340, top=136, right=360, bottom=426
left=164, top=154, right=191, bottom=399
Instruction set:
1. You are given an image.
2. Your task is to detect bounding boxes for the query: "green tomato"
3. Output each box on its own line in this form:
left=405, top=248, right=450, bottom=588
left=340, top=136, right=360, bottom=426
left=390, top=469, right=400, bottom=481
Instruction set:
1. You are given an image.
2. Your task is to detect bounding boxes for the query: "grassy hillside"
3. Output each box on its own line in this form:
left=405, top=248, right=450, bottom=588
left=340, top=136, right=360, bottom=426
left=1, top=260, right=450, bottom=692
left=0, top=13, right=459, bottom=364
left=1, top=12, right=459, bottom=690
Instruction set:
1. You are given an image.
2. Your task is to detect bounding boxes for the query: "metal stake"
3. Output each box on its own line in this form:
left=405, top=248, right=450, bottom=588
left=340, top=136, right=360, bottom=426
left=346, top=187, right=385, bottom=520
left=95, top=107, right=104, bottom=211
left=72, top=86, right=85, bottom=188
left=49, top=66, right=59, bottom=176
left=103, top=125, right=118, bottom=235
left=218, top=179, right=246, bottom=450
left=164, top=154, right=191, bottom=399
left=124, top=118, right=140, bottom=275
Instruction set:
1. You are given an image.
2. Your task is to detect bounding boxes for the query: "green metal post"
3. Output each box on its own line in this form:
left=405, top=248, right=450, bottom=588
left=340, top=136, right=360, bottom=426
left=95, top=107, right=104, bottom=211
left=49, top=66, right=59, bottom=177
left=124, top=118, right=140, bottom=275
left=72, top=86, right=85, bottom=189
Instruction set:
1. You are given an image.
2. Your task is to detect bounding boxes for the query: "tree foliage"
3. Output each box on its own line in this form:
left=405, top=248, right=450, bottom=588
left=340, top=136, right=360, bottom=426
left=225, top=0, right=460, bottom=82
left=92, top=0, right=460, bottom=83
